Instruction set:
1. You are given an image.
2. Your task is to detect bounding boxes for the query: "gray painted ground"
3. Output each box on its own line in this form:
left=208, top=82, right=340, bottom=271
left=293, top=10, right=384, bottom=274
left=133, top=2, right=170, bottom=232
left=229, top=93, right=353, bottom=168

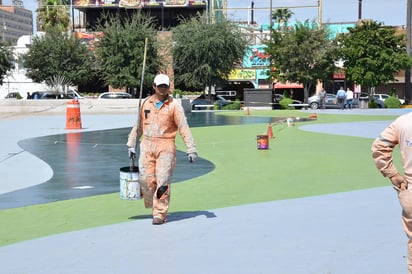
left=0, top=109, right=411, bottom=274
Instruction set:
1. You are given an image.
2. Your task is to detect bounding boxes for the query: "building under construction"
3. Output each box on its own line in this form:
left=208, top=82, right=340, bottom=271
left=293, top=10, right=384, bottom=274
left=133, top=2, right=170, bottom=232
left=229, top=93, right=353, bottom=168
left=72, top=1, right=210, bottom=30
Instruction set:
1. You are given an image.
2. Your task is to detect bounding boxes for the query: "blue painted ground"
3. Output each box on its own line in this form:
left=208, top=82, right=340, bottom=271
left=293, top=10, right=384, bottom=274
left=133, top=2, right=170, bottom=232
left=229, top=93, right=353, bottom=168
left=0, top=109, right=410, bottom=274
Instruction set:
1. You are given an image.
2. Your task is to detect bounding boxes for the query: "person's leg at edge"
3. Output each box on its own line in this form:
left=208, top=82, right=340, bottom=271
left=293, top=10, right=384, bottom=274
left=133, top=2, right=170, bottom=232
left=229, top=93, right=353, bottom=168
left=398, top=188, right=412, bottom=273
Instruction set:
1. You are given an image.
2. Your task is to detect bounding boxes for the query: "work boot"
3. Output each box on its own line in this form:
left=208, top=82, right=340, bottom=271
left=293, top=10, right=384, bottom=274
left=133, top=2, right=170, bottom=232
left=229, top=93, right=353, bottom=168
left=152, top=217, right=166, bottom=225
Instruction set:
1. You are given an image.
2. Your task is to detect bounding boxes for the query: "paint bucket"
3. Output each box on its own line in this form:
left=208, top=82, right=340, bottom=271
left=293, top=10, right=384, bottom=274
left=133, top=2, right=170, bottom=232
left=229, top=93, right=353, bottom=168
left=257, top=135, right=269, bottom=150
left=120, top=166, right=141, bottom=200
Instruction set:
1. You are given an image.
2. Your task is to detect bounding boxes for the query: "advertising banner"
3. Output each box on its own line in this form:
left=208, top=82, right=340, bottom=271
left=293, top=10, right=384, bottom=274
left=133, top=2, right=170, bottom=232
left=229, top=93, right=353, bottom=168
left=72, top=0, right=205, bottom=7
left=243, top=45, right=270, bottom=68
left=228, top=69, right=256, bottom=81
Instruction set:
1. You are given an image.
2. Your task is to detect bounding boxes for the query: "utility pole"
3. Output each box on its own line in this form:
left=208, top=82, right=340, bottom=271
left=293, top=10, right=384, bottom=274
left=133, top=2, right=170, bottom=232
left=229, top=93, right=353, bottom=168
left=406, top=0, right=411, bottom=104
left=318, top=0, right=322, bottom=27
left=358, top=0, right=362, bottom=20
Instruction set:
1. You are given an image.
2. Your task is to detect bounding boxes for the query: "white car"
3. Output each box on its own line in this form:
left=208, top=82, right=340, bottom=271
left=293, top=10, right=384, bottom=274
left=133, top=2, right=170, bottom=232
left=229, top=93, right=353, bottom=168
left=67, top=89, right=84, bottom=99
left=98, top=92, right=133, bottom=99
left=373, top=93, right=404, bottom=104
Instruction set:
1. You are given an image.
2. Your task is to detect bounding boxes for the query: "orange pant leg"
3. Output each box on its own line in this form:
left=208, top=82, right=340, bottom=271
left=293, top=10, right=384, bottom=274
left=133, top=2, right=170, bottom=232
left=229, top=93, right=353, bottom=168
left=398, top=188, right=412, bottom=273
left=139, top=139, right=176, bottom=219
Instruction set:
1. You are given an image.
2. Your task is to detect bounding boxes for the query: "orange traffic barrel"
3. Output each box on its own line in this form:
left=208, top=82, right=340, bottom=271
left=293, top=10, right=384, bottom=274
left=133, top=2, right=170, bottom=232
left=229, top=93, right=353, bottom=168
left=66, top=100, right=82, bottom=129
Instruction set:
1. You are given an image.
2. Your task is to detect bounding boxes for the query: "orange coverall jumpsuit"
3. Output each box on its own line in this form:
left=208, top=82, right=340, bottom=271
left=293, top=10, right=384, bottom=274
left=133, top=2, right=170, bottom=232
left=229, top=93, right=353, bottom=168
left=371, top=112, right=412, bottom=273
left=127, top=95, right=197, bottom=221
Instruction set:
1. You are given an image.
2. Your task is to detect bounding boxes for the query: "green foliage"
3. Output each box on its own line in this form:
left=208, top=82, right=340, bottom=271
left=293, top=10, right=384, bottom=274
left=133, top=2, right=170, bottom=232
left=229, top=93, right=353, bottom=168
left=266, top=20, right=338, bottom=103
left=173, top=88, right=183, bottom=98
left=368, top=100, right=379, bottom=108
left=172, top=14, right=248, bottom=90
left=0, top=43, right=14, bottom=85
left=384, top=96, right=401, bottom=108
left=280, top=98, right=294, bottom=109
left=36, top=0, right=70, bottom=32
left=23, top=31, right=94, bottom=86
left=221, top=100, right=241, bottom=110
left=94, top=12, right=160, bottom=92
left=272, top=8, right=294, bottom=30
left=337, top=21, right=412, bottom=91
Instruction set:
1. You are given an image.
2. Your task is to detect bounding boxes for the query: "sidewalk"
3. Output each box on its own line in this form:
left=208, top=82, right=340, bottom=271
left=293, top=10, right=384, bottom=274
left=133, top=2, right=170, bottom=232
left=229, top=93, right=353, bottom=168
left=0, top=109, right=409, bottom=274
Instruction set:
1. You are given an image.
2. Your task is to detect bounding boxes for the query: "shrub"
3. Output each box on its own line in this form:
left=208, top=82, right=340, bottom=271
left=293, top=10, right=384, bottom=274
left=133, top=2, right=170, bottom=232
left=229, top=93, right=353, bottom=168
left=279, top=98, right=294, bottom=109
left=384, top=96, right=401, bottom=108
left=173, top=88, right=183, bottom=98
left=368, top=100, right=378, bottom=108
left=222, top=100, right=241, bottom=110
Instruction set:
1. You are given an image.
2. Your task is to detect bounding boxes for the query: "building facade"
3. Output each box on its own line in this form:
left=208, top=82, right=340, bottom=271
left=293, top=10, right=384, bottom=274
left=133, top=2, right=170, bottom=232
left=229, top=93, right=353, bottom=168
left=0, top=0, right=33, bottom=44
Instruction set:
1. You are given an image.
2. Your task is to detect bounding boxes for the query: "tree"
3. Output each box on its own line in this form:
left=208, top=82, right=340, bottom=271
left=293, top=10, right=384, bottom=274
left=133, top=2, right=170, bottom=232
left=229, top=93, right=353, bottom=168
left=94, top=12, right=160, bottom=95
left=272, top=8, right=294, bottom=30
left=0, top=43, right=15, bottom=85
left=23, top=30, right=94, bottom=88
left=266, top=20, right=338, bottom=103
left=172, top=14, right=248, bottom=94
left=37, top=0, right=71, bottom=32
left=337, top=20, right=412, bottom=96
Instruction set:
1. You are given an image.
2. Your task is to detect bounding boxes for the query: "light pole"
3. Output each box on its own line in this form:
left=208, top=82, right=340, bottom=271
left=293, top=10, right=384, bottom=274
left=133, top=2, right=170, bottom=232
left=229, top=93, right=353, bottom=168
left=161, top=1, right=164, bottom=31
left=406, top=0, right=411, bottom=104
left=318, top=0, right=322, bottom=27
left=358, top=0, right=362, bottom=20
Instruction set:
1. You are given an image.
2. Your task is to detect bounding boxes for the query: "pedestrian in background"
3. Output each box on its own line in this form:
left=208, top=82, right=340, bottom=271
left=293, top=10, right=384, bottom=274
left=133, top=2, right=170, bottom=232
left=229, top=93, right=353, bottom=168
left=346, top=87, right=354, bottom=109
left=371, top=112, right=412, bottom=273
left=127, top=73, right=198, bottom=225
left=336, top=87, right=346, bottom=110
left=319, top=88, right=326, bottom=109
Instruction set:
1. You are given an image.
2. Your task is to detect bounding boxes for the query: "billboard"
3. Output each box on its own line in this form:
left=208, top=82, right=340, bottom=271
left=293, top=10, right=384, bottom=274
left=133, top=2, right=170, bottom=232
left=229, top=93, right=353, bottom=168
left=243, top=45, right=270, bottom=68
left=73, top=0, right=206, bottom=8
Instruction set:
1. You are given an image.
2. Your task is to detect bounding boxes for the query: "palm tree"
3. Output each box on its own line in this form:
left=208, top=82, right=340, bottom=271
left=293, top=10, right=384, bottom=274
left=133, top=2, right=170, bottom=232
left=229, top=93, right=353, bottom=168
left=37, top=0, right=70, bottom=32
left=271, top=8, right=294, bottom=30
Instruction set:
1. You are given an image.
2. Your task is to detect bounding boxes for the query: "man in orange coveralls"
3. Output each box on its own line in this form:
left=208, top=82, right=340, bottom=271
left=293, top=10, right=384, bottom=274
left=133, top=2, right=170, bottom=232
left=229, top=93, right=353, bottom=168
left=371, top=112, right=412, bottom=273
left=127, top=73, right=197, bottom=225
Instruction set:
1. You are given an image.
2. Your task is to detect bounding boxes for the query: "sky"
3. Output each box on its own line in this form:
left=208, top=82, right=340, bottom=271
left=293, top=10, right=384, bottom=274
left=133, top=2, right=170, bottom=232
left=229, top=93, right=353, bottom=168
left=227, top=0, right=408, bottom=26
left=3, top=0, right=408, bottom=33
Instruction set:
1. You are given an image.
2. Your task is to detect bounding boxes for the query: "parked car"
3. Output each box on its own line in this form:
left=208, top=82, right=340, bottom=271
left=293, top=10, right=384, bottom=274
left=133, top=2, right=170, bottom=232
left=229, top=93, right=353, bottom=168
left=98, top=92, right=133, bottom=99
left=39, top=92, right=64, bottom=99
left=66, top=89, right=84, bottom=99
left=31, top=91, right=44, bottom=99
left=358, top=92, right=385, bottom=108
left=28, top=90, right=84, bottom=100
left=372, top=93, right=405, bottom=104
left=191, top=94, right=233, bottom=110
left=4, top=92, right=22, bottom=99
left=308, top=93, right=359, bottom=110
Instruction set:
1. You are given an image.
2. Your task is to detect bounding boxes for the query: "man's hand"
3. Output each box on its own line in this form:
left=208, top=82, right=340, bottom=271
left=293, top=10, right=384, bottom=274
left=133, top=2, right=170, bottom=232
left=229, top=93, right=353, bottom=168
left=187, top=152, right=198, bottom=163
left=128, top=147, right=136, bottom=160
left=390, top=173, right=407, bottom=190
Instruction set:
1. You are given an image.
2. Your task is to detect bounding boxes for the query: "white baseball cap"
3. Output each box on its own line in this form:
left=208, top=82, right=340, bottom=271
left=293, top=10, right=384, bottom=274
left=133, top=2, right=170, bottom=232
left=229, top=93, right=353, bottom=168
left=153, top=74, right=170, bottom=86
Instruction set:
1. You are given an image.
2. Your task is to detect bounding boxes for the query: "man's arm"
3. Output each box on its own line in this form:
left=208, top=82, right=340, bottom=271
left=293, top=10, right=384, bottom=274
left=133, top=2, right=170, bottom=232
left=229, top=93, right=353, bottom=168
left=371, top=124, right=404, bottom=189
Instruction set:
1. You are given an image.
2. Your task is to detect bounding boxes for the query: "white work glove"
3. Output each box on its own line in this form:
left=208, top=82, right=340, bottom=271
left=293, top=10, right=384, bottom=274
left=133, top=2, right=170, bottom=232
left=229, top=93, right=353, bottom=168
left=128, top=147, right=136, bottom=160
left=187, top=152, right=198, bottom=163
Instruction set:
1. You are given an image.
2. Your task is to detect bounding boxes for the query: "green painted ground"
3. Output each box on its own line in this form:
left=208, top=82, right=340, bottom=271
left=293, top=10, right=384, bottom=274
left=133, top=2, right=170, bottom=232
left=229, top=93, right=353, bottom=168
left=0, top=110, right=400, bottom=246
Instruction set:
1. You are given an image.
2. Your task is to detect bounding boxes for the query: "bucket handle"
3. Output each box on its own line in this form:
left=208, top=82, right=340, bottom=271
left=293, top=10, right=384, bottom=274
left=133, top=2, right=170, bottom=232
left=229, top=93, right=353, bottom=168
left=130, top=157, right=135, bottom=174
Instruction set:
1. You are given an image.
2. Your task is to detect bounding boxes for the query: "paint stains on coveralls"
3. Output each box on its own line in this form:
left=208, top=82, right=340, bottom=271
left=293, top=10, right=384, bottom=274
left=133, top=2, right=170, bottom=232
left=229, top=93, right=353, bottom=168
left=127, top=95, right=197, bottom=220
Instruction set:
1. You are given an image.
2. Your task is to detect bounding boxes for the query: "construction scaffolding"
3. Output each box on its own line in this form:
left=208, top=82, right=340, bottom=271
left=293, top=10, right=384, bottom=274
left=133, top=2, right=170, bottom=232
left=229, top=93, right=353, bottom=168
left=210, top=0, right=321, bottom=26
